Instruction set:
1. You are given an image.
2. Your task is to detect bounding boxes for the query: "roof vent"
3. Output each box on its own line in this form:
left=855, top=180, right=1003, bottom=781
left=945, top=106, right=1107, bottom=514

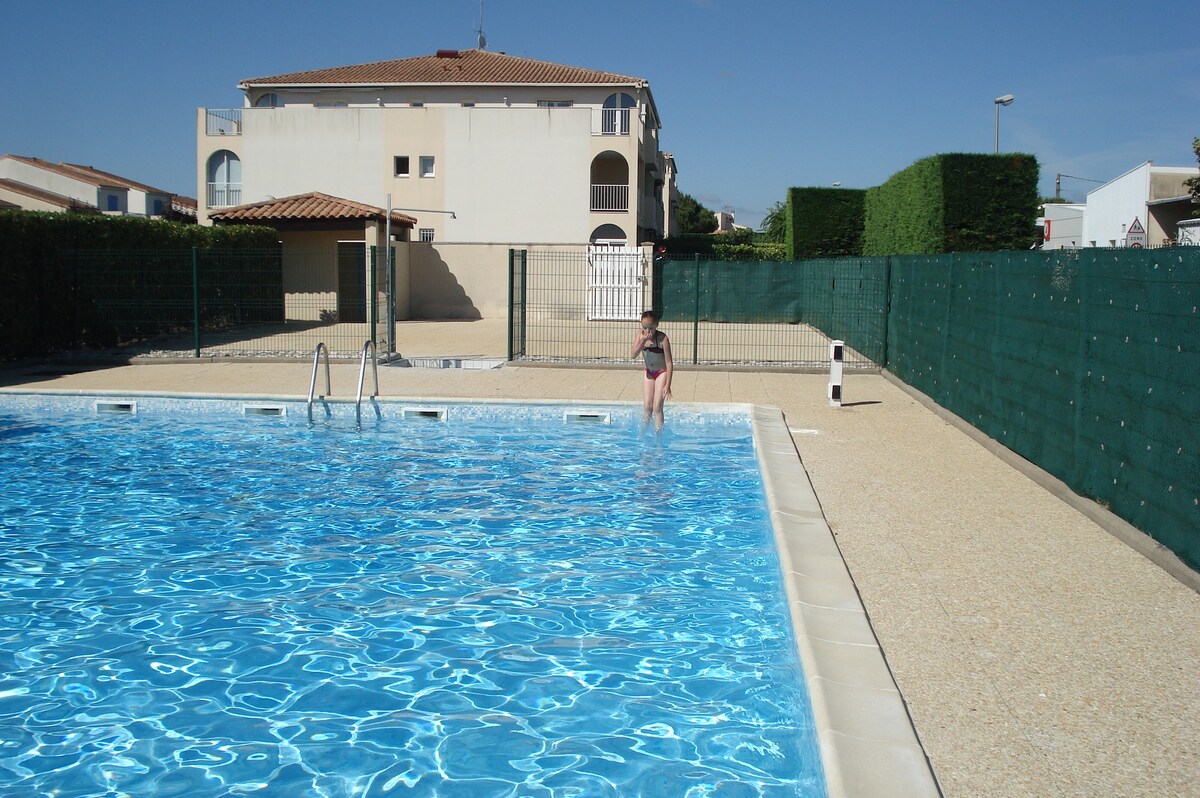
left=436, top=49, right=461, bottom=59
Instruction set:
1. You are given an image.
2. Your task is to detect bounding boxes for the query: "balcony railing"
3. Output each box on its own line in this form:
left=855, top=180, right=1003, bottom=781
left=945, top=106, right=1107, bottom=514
left=207, top=182, right=242, bottom=209
left=591, top=184, right=629, bottom=212
left=206, top=108, right=242, bottom=136
left=591, top=107, right=632, bottom=136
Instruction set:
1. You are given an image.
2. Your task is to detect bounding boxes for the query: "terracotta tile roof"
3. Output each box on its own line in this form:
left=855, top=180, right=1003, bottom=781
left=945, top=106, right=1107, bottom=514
left=172, top=195, right=198, bottom=211
left=62, top=162, right=171, bottom=195
left=241, top=49, right=644, bottom=87
left=0, top=178, right=100, bottom=211
left=1, top=155, right=125, bottom=189
left=208, top=192, right=417, bottom=226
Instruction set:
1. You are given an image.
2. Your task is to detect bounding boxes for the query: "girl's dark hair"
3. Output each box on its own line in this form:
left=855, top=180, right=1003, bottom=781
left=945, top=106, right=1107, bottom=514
left=640, top=310, right=660, bottom=321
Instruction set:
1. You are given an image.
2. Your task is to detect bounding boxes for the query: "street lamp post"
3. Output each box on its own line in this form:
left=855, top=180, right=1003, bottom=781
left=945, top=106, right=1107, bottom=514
left=993, top=94, right=1014, bottom=154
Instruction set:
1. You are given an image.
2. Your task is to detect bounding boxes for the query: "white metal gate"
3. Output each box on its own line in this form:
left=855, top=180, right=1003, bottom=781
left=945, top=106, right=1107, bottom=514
left=587, top=244, right=644, bottom=321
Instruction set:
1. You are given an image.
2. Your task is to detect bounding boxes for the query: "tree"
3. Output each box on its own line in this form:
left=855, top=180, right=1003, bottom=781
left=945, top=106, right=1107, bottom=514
left=674, top=193, right=716, bottom=234
left=758, top=200, right=786, bottom=243
left=1186, top=137, right=1200, bottom=216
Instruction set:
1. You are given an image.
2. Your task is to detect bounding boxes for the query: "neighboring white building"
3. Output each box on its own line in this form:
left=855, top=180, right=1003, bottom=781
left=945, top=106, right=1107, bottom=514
left=714, top=211, right=751, bottom=233
left=1039, top=203, right=1086, bottom=250
left=196, top=49, right=676, bottom=245
left=0, top=155, right=176, bottom=217
left=1082, top=161, right=1199, bottom=247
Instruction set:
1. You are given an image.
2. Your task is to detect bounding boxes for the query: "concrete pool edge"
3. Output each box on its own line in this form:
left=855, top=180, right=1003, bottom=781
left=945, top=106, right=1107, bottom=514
left=750, top=405, right=943, bottom=798
left=0, top=388, right=942, bottom=795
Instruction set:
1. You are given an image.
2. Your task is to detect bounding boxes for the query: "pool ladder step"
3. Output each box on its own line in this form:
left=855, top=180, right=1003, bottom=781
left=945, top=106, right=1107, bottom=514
left=306, top=341, right=381, bottom=428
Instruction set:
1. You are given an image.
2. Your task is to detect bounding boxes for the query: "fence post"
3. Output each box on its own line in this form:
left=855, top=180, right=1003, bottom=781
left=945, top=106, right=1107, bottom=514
left=881, top=256, right=893, bottom=368
left=388, top=245, right=396, bottom=355
left=507, top=249, right=515, bottom=361
left=191, top=247, right=201, bottom=358
left=692, top=253, right=700, bottom=365
left=369, top=246, right=378, bottom=348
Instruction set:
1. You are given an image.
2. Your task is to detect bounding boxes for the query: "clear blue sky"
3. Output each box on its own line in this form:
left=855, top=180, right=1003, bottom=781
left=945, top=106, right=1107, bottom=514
left=3, top=0, right=1196, bottom=228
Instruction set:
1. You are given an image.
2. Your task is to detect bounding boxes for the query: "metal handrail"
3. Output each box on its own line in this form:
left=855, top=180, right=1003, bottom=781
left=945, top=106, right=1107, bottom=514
left=307, top=343, right=331, bottom=424
left=356, top=340, right=379, bottom=428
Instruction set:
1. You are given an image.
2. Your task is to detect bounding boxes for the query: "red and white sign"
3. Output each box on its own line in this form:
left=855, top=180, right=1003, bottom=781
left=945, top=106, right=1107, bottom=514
left=1125, top=216, right=1148, bottom=248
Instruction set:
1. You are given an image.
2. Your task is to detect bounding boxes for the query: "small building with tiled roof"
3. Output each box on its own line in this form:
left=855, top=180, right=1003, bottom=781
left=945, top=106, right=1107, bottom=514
left=209, top=191, right=416, bottom=323
left=0, top=155, right=181, bottom=217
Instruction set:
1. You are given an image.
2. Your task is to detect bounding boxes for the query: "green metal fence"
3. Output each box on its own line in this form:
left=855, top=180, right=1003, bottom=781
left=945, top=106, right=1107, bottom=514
left=507, top=243, right=1200, bottom=572
left=68, top=246, right=395, bottom=358
left=886, top=246, right=1200, bottom=572
left=508, top=248, right=882, bottom=368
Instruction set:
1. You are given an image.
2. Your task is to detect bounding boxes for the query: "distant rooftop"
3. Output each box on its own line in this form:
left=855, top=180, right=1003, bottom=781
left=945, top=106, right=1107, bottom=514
left=1, top=155, right=178, bottom=197
left=0, top=177, right=100, bottom=212
left=240, top=49, right=646, bottom=87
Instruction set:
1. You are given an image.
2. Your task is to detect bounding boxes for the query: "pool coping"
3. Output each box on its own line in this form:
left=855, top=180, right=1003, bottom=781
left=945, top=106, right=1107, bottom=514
left=0, top=388, right=942, bottom=797
left=750, top=405, right=942, bottom=798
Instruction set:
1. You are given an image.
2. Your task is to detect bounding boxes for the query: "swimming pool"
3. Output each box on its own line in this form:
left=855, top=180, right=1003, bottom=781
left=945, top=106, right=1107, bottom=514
left=0, top=395, right=828, bottom=797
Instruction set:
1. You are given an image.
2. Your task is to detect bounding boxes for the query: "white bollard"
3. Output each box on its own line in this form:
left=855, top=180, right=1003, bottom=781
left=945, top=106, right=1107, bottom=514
left=828, top=340, right=844, bottom=407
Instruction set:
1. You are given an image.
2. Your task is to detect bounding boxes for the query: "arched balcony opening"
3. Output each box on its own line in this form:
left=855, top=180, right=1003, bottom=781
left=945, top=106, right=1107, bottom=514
left=590, top=151, right=629, bottom=213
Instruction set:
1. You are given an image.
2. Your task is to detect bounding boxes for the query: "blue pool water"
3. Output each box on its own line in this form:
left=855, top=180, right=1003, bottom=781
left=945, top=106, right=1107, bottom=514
left=0, top=400, right=826, bottom=797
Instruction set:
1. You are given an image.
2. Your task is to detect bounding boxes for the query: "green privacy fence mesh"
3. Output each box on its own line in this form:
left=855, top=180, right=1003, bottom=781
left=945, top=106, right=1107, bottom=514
left=886, top=247, right=1200, bottom=572
left=62, top=246, right=394, bottom=358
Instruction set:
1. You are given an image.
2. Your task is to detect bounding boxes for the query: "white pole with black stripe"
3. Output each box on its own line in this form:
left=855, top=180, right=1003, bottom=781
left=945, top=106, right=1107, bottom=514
left=828, top=340, right=844, bottom=407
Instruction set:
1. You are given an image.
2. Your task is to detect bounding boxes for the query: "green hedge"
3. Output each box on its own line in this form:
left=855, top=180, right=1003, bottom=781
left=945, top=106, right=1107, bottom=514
left=785, top=187, right=866, bottom=260
left=662, top=229, right=786, bottom=261
left=0, top=211, right=279, bottom=360
left=862, top=153, right=1039, bottom=256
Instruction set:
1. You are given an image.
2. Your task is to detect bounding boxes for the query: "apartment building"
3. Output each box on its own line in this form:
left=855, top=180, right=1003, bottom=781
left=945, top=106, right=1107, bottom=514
left=197, top=49, right=675, bottom=246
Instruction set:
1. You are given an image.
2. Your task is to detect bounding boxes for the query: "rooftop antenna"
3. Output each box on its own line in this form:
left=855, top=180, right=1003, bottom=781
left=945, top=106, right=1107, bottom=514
left=476, top=0, right=487, bottom=49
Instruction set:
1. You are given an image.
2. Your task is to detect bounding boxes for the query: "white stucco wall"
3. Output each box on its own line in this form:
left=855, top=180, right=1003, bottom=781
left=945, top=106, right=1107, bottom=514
left=1083, top=163, right=1150, bottom=247
left=1041, top=204, right=1086, bottom=250
left=442, top=107, right=593, bottom=243
left=240, top=108, right=386, bottom=206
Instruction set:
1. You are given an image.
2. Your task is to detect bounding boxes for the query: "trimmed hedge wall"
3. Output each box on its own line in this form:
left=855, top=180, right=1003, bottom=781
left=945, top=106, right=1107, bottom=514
left=662, top=229, right=786, bottom=261
left=862, top=153, right=1039, bottom=256
left=785, top=187, right=866, bottom=260
left=0, top=211, right=279, bottom=360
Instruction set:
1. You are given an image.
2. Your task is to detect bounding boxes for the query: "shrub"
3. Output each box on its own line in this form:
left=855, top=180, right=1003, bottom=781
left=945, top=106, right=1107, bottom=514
left=785, top=187, right=866, bottom=259
left=0, top=211, right=278, bottom=359
left=862, top=153, right=1039, bottom=256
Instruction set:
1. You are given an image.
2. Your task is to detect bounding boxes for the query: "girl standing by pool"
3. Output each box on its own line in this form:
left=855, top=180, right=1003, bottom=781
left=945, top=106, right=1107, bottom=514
left=629, top=310, right=673, bottom=430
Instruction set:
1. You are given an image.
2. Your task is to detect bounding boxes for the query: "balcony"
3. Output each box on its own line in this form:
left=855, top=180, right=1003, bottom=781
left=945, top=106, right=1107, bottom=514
left=206, top=109, right=242, bottom=136
left=207, top=182, right=242, bottom=209
left=591, top=107, right=632, bottom=136
left=591, top=184, right=629, bottom=212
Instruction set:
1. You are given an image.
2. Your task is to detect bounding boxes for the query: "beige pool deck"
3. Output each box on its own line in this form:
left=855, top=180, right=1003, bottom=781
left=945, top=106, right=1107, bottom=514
left=2, top=342, right=1198, bottom=797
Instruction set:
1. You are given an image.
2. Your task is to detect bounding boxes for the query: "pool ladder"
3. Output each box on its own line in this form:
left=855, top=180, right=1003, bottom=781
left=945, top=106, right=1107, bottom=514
left=306, top=342, right=379, bottom=427
left=307, top=343, right=331, bottom=424
left=356, top=340, right=379, bottom=428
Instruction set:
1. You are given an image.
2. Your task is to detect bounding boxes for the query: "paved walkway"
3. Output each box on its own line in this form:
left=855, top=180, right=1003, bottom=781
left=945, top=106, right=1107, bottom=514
left=2, top=360, right=1197, bottom=798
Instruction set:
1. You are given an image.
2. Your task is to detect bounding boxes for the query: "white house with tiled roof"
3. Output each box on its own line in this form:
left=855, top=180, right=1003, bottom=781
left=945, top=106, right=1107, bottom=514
left=0, top=155, right=175, bottom=217
left=196, top=49, right=674, bottom=245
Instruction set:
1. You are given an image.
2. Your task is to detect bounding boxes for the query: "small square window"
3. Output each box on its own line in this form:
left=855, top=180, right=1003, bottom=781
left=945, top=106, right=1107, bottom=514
left=419, top=228, right=435, bottom=243
left=419, top=156, right=435, bottom=178
left=394, top=156, right=410, bottom=177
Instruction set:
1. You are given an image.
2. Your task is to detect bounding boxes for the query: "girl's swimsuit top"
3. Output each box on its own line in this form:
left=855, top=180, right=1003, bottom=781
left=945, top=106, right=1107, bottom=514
left=642, top=330, right=666, bottom=372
